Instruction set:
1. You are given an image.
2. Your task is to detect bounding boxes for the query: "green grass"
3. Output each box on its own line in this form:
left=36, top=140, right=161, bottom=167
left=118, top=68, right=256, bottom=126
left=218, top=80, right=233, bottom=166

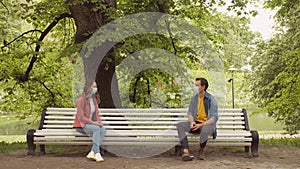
left=260, top=138, right=300, bottom=148
left=0, top=115, right=39, bottom=135
left=0, top=135, right=26, bottom=143
left=258, top=130, right=287, bottom=134
left=0, top=141, right=27, bottom=153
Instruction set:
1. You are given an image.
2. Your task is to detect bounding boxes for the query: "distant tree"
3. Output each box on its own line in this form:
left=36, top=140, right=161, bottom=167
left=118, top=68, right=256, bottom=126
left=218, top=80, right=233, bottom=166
left=246, top=0, right=300, bottom=134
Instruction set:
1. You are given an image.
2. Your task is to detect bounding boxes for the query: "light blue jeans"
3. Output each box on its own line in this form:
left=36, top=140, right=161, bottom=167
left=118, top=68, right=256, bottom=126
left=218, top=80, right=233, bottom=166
left=76, top=124, right=106, bottom=153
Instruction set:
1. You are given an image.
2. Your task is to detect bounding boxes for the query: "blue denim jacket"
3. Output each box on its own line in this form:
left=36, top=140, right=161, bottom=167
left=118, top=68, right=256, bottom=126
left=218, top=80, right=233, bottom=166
left=187, top=92, right=219, bottom=138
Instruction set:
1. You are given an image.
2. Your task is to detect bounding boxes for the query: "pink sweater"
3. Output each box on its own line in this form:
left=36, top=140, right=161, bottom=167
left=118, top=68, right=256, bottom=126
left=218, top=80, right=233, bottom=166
left=73, top=95, right=101, bottom=128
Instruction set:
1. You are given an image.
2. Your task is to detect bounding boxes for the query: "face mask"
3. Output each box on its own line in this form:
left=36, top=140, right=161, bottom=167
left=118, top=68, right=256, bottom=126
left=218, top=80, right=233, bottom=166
left=193, top=86, right=199, bottom=94
left=92, top=87, right=98, bottom=94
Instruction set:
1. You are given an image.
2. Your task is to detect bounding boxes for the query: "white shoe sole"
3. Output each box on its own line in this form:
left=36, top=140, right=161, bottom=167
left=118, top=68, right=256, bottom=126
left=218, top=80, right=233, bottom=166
left=96, top=159, right=104, bottom=162
left=87, top=157, right=95, bottom=160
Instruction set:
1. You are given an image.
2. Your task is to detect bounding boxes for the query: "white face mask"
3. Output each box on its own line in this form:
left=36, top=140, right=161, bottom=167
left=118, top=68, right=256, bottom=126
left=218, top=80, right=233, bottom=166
left=92, top=87, right=98, bottom=94
left=193, top=86, right=199, bottom=94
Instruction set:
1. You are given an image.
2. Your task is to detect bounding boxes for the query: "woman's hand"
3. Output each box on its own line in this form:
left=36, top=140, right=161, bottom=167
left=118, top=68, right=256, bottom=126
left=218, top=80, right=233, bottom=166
left=92, top=121, right=103, bottom=127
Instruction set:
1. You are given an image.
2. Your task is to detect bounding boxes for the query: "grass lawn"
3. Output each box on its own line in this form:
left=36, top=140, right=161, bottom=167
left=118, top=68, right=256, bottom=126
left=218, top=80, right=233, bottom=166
left=0, top=115, right=39, bottom=135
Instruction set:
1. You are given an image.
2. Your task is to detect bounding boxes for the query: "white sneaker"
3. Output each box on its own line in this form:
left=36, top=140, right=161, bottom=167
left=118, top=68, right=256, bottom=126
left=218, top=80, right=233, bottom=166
left=95, top=153, right=104, bottom=162
left=86, top=151, right=95, bottom=160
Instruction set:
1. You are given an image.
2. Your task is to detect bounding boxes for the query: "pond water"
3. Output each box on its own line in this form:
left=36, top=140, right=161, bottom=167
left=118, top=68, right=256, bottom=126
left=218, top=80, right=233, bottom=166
left=248, top=112, right=285, bottom=132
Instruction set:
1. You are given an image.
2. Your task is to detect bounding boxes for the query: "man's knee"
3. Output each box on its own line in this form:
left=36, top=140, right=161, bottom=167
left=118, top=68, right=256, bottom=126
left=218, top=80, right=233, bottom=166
left=199, top=126, right=213, bottom=142
left=202, top=125, right=214, bottom=134
left=176, top=121, right=184, bottom=128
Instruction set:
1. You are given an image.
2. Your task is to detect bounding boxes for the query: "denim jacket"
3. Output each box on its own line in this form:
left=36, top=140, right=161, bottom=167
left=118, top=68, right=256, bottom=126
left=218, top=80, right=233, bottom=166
left=187, top=92, right=218, bottom=138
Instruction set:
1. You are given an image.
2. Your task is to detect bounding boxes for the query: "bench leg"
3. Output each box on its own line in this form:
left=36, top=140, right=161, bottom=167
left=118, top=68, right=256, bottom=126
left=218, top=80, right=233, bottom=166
left=244, top=146, right=250, bottom=153
left=175, top=145, right=182, bottom=156
left=40, top=144, right=46, bottom=155
left=26, top=129, right=36, bottom=155
left=251, top=130, right=259, bottom=157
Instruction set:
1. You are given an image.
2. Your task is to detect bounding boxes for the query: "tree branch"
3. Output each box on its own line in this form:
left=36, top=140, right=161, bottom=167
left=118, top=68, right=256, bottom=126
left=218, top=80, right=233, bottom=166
left=0, top=1, right=9, bottom=13
left=40, top=80, right=55, bottom=104
left=1, top=30, right=43, bottom=49
left=19, top=13, right=72, bottom=82
left=165, top=19, right=177, bottom=55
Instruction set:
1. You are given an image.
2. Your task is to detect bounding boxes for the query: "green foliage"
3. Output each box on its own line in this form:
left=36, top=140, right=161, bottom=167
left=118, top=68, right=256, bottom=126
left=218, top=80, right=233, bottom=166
left=0, top=1, right=22, bottom=45
left=267, top=49, right=300, bottom=133
left=1, top=0, right=259, bottom=116
left=247, top=36, right=299, bottom=134
left=19, top=0, right=70, bottom=28
left=0, top=0, right=75, bottom=116
left=247, top=0, right=300, bottom=134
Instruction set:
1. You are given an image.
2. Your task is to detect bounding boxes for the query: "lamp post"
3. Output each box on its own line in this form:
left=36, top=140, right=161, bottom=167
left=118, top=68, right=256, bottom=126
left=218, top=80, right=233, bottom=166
left=228, top=66, right=237, bottom=108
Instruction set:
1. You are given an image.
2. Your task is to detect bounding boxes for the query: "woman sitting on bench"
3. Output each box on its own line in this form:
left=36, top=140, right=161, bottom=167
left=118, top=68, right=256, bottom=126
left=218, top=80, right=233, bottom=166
left=73, top=80, right=106, bottom=162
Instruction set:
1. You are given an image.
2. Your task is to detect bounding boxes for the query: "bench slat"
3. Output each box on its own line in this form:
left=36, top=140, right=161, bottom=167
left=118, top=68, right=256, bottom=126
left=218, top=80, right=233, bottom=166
left=43, top=117, right=245, bottom=124
left=99, top=112, right=243, bottom=116
left=34, top=136, right=252, bottom=142
left=46, top=112, right=76, bottom=115
left=34, top=141, right=251, bottom=146
left=46, top=116, right=75, bottom=120
left=42, top=117, right=245, bottom=125
left=43, top=119, right=246, bottom=123
left=41, top=124, right=246, bottom=130
left=45, top=112, right=243, bottom=121
left=35, top=129, right=252, bottom=137
left=46, top=108, right=242, bottom=112
left=45, top=107, right=243, bottom=114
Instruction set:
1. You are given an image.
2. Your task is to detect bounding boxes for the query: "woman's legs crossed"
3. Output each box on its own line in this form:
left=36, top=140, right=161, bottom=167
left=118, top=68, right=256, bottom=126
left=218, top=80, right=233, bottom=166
left=76, top=125, right=106, bottom=153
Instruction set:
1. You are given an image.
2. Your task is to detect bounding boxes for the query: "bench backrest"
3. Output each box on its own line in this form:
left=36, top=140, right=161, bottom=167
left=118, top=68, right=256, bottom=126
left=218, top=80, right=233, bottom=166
left=40, top=108, right=250, bottom=131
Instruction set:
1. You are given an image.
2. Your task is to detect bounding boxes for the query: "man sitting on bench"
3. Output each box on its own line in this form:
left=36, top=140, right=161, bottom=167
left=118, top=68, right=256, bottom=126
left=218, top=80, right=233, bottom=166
left=176, top=77, right=218, bottom=161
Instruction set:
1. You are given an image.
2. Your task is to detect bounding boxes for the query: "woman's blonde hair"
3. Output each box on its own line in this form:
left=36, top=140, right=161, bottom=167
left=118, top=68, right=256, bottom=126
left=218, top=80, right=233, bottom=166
left=83, top=80, right=94, bottom=103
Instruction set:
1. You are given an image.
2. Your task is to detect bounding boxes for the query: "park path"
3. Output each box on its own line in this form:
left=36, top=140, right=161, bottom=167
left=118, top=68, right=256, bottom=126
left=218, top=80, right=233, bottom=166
left=1, top=145, right=300, bottom=169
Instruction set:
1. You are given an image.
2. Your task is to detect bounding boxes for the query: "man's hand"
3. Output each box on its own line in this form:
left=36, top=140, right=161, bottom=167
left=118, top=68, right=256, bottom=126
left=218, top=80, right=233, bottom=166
left=191, top=123, right=204, bottom=131
left=190, top=121, right=196, bottom=129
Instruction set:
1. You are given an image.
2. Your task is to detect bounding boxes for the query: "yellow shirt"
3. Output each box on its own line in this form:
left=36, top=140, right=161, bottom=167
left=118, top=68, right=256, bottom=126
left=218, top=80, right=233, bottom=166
left=196, top=96, right=207, bottom=122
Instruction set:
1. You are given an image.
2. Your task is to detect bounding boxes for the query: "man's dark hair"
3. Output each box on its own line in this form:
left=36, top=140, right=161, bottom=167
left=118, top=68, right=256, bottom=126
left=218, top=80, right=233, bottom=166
left=195, top=77, right=209, bottom=91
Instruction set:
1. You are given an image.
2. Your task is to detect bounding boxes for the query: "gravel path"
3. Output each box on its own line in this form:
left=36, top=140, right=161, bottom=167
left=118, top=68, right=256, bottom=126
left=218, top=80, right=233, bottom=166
left=1, top=145, right=300, bottom=169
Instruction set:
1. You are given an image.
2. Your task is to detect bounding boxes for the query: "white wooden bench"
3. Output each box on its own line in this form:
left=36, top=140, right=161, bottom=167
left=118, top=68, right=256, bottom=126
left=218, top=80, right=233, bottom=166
left=27, top=108, right=259, bottom=157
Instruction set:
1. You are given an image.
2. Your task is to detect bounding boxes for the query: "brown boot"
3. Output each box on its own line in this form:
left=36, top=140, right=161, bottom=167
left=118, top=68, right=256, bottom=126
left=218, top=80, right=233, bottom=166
left=198, top=148, right=206, bottom=160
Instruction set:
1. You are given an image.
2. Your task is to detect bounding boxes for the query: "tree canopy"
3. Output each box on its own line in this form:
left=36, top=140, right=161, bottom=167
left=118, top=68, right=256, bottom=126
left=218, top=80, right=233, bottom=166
left=246, top=0, right=300, bottom=133
left=0, top=0, right=298, bottom=133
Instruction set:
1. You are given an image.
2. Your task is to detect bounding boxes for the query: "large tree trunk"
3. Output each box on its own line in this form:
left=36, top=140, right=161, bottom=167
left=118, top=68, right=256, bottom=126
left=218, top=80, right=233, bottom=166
left=96, top=51, right=122, bottom=108
left=67, top=0, right=115, bottom=43
left=67, top=0, right=121, bottom=108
